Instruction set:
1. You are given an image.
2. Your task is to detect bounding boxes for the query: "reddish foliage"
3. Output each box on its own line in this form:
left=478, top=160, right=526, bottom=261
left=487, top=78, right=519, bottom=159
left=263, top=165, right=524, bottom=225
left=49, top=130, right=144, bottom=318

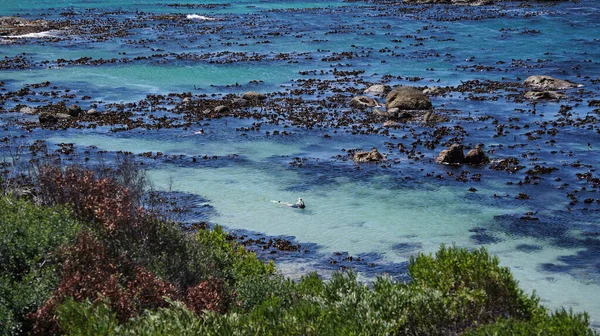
left=186, top=278, right=228, bottom=315
left=36, top=165, right=140, bottom=236
left=30, top=232, right=178, bottom=333
left=29, top=164, right=233, bottom=333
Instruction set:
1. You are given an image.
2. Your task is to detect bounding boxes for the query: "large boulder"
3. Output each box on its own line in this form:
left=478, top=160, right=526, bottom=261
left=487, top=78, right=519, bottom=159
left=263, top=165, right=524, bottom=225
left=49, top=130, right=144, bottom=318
left=464, top=145, right=490, bottom=165
left=350, top=96, right=377, bottom=109
left=523, top=75, right=579, bottom=90
left=386, top=86, right=433, bottom=111
left=67, top=104, right=83, bottom=117
left=353, top=148, right=384, bottom=163
left=242, top=91, right=267, bottom=102
left=436, top=144, right=465, bottom=165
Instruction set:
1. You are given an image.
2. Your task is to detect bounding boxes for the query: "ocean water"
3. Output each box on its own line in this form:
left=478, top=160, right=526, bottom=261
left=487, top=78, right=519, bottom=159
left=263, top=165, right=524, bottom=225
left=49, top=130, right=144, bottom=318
left=2, top=0, right=600, bottom=326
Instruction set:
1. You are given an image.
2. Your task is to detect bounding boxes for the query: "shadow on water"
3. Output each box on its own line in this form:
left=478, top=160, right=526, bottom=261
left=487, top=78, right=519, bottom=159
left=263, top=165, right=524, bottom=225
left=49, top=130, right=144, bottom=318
left=491, top=211, right=600, bottom=282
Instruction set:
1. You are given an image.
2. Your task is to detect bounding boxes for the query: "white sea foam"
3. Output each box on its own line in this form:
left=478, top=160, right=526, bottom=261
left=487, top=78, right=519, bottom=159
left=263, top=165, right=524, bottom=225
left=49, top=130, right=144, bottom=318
left=7, top=30, right=57, bottom=39
left=186, top=14, right=217, bottom=21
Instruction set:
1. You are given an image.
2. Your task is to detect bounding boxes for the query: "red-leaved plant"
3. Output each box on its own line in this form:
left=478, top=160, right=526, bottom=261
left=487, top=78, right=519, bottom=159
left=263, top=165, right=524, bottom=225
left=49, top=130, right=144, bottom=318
left=29, top=164, right=232, bottom=334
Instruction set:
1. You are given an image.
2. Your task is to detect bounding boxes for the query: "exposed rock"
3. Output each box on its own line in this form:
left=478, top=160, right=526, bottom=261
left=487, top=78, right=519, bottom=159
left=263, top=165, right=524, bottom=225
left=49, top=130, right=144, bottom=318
left=0, top=17, right=54, bottom=37
left=383, top=120, right=399, bottom=127
left=373, top=108, right=390, bottom=118
left=523, top=75, right=579, bottom=90
left=242, top=91, right=267, bottom=102
left=423, top=111, right=448, bottom=124
left=350, top=95, right=377, bottom=109
left=397, top=111, right=413, bottom=119
left=67, top=104, right=83, bottom=117
left=524, top=91, right=567, bottom=100
left=364, top=84, right=391, bottom=96
left=86, top=108, right=99, bottom=116
left=20, top=106, right=36, bottom=114
left=39, top=112, right=58, bottom=124
left=387, top=107, right=400, bottom=117
left=464, top=145, right=490, bottom=165
left=39, top=112, right=71, bottom=124
left=436, top=144, right=465, bottom=165
left=403, top=0, right=492, bottom=5
left=423, top=86, right=443, bottom=96
left=56, top=113, right=72, bottom=120
left=386, top=86, right=433, bottom=111
left=232, top=98, right=248, bottom=107
left=214, top=105, right=230, bottom=114
left=489, top=157, right=524, bottom=173
left=353, top=148, right=384, bottom=163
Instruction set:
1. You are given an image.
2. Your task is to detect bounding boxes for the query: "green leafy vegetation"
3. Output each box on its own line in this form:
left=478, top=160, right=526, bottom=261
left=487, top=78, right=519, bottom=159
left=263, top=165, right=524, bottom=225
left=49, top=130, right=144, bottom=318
left=1, top=160, right=597, bottom=335
left=0, top=197, right=80, bottom=335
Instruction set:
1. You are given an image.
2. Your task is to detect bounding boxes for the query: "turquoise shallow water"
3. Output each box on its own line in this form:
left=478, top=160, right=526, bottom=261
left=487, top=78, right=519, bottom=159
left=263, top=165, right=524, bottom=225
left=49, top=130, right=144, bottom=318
left=2, top=0, right=600, bottom=326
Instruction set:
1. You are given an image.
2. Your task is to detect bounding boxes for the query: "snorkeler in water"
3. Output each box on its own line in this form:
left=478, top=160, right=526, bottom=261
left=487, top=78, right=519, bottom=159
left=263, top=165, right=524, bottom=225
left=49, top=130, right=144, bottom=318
left=274, top=198, right=305, bottom=209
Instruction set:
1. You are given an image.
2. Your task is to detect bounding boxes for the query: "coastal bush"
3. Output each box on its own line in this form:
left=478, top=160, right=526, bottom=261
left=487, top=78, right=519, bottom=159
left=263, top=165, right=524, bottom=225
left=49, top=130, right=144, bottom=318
left=408, top=244, right=542, bottom=333
left=25, top=162, right=276, bottom=333
left=50, top=247, right=599, bottom=336
left=0, top=197, right=80, bottom=335
left=464, top=309, right=597, bottom=336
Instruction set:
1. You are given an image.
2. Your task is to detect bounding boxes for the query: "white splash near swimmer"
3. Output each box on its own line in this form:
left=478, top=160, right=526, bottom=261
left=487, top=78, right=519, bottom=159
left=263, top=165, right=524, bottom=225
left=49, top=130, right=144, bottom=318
left=186, top=14, right=217, bottom=21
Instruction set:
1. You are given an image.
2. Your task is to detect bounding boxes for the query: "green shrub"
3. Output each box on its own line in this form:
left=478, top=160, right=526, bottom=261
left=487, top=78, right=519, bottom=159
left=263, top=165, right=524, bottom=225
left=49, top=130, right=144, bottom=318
left=408, top=244, right=542, bottom=333
left=0, top=197, right=80, bottom=335
left=465, top=308, right=598, bottom=336
left=56, top=298, right=119, bottom=336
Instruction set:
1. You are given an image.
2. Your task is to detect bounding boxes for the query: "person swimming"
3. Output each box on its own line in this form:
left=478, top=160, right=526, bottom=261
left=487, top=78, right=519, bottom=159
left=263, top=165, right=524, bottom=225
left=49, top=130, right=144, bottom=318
left=275, top=198, right=305, bottom=209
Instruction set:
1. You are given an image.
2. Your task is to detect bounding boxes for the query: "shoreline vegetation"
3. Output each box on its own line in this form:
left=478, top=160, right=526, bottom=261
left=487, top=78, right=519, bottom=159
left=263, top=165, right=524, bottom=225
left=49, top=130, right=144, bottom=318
left=1, top=158, right=597, bottom=335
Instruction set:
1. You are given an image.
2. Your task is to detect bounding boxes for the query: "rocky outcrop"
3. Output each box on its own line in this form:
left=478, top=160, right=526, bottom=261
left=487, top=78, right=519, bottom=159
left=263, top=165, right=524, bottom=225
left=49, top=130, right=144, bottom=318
left=242, top=91, right=267, bottom=102
left=436, top=144, right=465, bottom=165
left=464, top=146, right=490, bottom=165
left=0, top=17, right=56, bottom=37
left=67, top=104, right=83, bottom=117
left=523, top=75, right=579, bottom=90
left=353, top=148, right=384, bottom=163
left=524, top=91, right=567, bottom=101
left=437, top=144, right=490, bottom=165
left=213, top=105, right=230, bottom=114
left=386, top=87, right=433, bottom=111
left=403, top=0, right=492, bottom=5
left=39, top=112, right=71, bottom=125
left=364, top=84, right=391, bottom=96
left=350, top=96, right=377, bottom=109
left=423, top=111, right=448, bottom=124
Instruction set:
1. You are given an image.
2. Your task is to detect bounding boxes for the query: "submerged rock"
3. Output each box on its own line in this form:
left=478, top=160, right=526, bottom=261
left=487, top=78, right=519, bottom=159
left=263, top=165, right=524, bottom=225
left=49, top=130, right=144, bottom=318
left=353, top=148, right=384, bottom=163
left=523, top=75, right=579, bottom=90
left=386, top=86, right=433, bottom=111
